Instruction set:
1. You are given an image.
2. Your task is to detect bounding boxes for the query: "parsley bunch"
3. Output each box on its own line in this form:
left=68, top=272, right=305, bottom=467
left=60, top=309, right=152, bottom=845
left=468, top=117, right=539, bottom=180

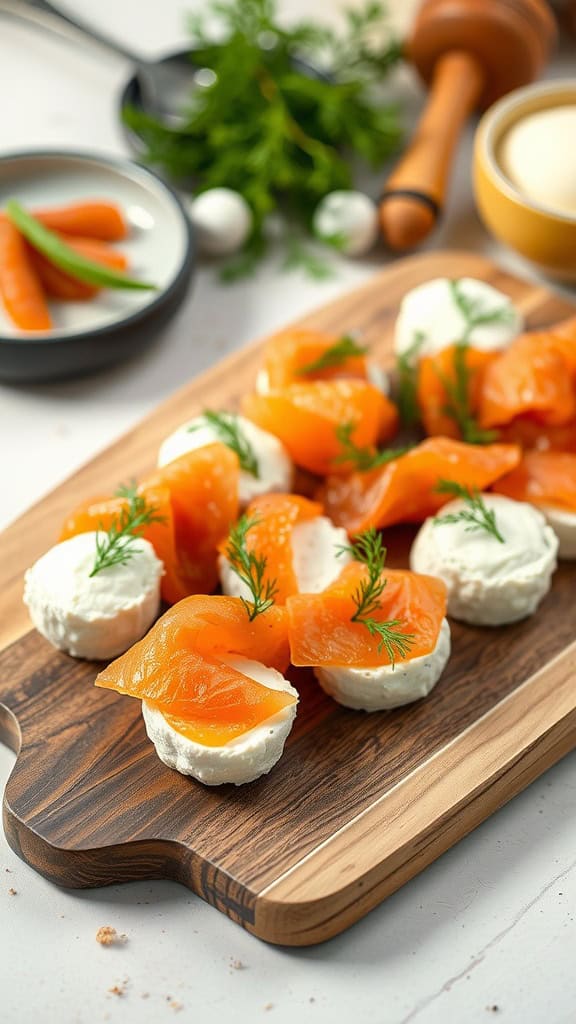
left=124, top=0, right=402, bottom=276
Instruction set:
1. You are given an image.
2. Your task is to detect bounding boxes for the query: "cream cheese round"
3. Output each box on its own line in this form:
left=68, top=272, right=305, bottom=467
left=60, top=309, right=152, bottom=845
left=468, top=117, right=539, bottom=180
left=255, top=361, right=390, bottom=396
left=410, top=495, right=558, bottom=625
left=539, top=505, right=576, bottom=560
left=394, top=277, right=522, bottom=361
left=23, top=532, right=162, bottom=660
left=157, top=413, right=293, bottom=508
left=315, top=618, right=451, bottom=711
left=219, top=515, right=351, bottom=600
left=142, top=656, right=298, bottom=786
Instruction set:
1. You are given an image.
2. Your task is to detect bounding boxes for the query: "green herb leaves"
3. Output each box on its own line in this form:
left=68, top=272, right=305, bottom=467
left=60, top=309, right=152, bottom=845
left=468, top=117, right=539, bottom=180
left=123, top=0, right=402, bottom=277
left=434, top=480, right=505, bottom=543
left=297, top=335, right=368, bottom=376
left=396, top=330, right=425, bottom=426
left=339, top=527, right=415, bottom=666
left=190, top=411, right=259, bottom=477
left=448, top=279, right=515, bottom=343
left=224, top=514, right=278, bottom=620
left=436, top=280, right=514, bottom=442
left=90, top=485, right=165, bottom=577
left=335, top=422, right=408, bottom=472
left=436, top=343, right=498, bottom=445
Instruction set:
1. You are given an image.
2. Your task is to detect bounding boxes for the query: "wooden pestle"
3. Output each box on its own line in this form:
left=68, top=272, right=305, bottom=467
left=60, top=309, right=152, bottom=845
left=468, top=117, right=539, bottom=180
left=380, top=0, right=557, bottom=251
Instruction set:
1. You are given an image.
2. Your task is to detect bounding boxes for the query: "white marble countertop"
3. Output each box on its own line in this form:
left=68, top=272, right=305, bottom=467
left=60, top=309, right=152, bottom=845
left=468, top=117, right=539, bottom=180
left=1, top=3, right=575, bottom=1022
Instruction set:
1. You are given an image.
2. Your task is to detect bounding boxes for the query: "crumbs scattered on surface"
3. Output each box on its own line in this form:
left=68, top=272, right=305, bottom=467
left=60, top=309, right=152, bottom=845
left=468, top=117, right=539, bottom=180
left=8, top=888, right=17, bottom=896
left=230, top=958, right=246, bottom=971
left=108, top=984, right=126, bottom=998
left=264, top=1004, right=274, bottom=1012
left=170, top=1001, right=183, bottom=1013
left=96, top=926, right=127, bottom=946
left=487, top=1007, right=500, bottom=1014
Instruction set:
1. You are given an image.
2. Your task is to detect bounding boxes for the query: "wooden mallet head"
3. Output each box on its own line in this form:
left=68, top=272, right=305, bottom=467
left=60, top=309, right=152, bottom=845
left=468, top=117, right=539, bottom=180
left=380, top=0, right=557, bottom=250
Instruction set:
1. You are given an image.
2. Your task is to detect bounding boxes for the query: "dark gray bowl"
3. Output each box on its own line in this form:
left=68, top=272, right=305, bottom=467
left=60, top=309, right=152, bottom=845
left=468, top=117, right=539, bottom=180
left=0, top=151, right=195, bottom=383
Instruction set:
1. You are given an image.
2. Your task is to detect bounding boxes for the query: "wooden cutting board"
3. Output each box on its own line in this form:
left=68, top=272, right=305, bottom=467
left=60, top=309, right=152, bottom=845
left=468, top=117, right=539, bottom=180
left=1, top=251, right=575, bottom=947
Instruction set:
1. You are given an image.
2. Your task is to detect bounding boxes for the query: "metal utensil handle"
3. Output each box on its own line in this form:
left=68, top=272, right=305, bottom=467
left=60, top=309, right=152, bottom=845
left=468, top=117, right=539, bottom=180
left=0, top=0, right=142, bottom=64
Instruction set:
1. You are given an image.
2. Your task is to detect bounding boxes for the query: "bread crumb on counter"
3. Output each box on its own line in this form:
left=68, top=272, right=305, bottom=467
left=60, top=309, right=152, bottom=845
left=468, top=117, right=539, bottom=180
left=96, top=925, right=127, bottom=946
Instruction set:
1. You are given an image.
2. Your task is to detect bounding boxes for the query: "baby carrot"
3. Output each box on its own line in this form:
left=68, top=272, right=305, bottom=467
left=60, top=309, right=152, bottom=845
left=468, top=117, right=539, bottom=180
left=58, top=236, right=129, bottom=271
left=29, top=250, right=97, bottom=301
left=29, top=239, right=129, bottom=300
left=0, top=220, right=52, bottom=330
left=32, top=201, right=127, bottom=241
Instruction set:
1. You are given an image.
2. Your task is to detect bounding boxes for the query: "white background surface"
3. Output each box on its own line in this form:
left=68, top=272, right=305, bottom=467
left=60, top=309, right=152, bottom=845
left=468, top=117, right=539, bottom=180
left=0, top=3, right=575, bottom=1022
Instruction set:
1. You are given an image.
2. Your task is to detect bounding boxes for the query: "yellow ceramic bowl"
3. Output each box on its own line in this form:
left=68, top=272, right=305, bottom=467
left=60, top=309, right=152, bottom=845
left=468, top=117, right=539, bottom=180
left=474, top=79, right=576, bottom=282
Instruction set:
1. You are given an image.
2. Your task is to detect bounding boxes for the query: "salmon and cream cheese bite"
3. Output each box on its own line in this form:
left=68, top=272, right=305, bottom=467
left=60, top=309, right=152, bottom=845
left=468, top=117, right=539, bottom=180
left=142, top=655, right=298, bottom=786
left=158, top=411, right=293, bottom=508
left=24, top=531, right=162, bottom=660
left=410, top=492, right=558, bottom=626
left=95, top=597, right=298, bottom=786
left=219, top=494, right=352, bottom=604
left=287, top=531, right=451, bottom=712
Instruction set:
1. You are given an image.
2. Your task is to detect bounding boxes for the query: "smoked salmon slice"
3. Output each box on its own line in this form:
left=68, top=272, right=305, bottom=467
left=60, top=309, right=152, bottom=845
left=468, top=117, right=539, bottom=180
left=319, top=437, right=522, bottom=534
left=221, top=494, right=323, bottom=604
left=479, top=318, right=576, bottom=430
left=61, top=444, right=239, bottom=604
left=417, top=344, right=498, bottom=440
left=261, top=328, right=371, bottom=388
left=287, top=563, right=447, bottom=668
left=497, top=417, right=576, bottom=453
left=492, top=451, right=576, bottom=512
left=243, top=379, right=398, bottom=476
left=95, top=596, right=293, bottom=746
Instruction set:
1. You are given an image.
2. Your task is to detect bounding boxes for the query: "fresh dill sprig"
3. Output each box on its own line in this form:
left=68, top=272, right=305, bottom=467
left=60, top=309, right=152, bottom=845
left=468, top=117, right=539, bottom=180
left=189, top=411, right=259, bottom=477
left=434, top=479, right=505, bottom=543
left=90, top=486, right=166, bottom=577
left=396, top=329, right=425, bottom=426
left=297, top=335, right=368, bottom=376
left=225, top=514, right=278, bottom=620
left=334, top=421, right=409, bottom=472
left=448, top=279, right=515, bottom=343
left=338, top=526, right=415, bottom=666
left=114, top=480, right=139, bottom=501
left=436, top=342, right=498, bottom=445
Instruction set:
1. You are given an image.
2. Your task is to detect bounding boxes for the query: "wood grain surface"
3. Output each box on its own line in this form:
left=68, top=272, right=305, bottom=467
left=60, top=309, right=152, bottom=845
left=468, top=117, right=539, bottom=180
left=1, top=251, right=575, bottom=946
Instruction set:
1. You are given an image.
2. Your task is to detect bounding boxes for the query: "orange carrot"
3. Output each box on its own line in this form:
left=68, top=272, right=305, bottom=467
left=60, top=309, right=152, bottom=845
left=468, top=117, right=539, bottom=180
left=0, top=221, right=52, bottom=330
left=28, top=237, right=129, bottom=301
left=59, top=235, right=128, bottom=270
left=29, top=250, right=96, bottom=301
left=0, top=202, right=127, bottom=241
